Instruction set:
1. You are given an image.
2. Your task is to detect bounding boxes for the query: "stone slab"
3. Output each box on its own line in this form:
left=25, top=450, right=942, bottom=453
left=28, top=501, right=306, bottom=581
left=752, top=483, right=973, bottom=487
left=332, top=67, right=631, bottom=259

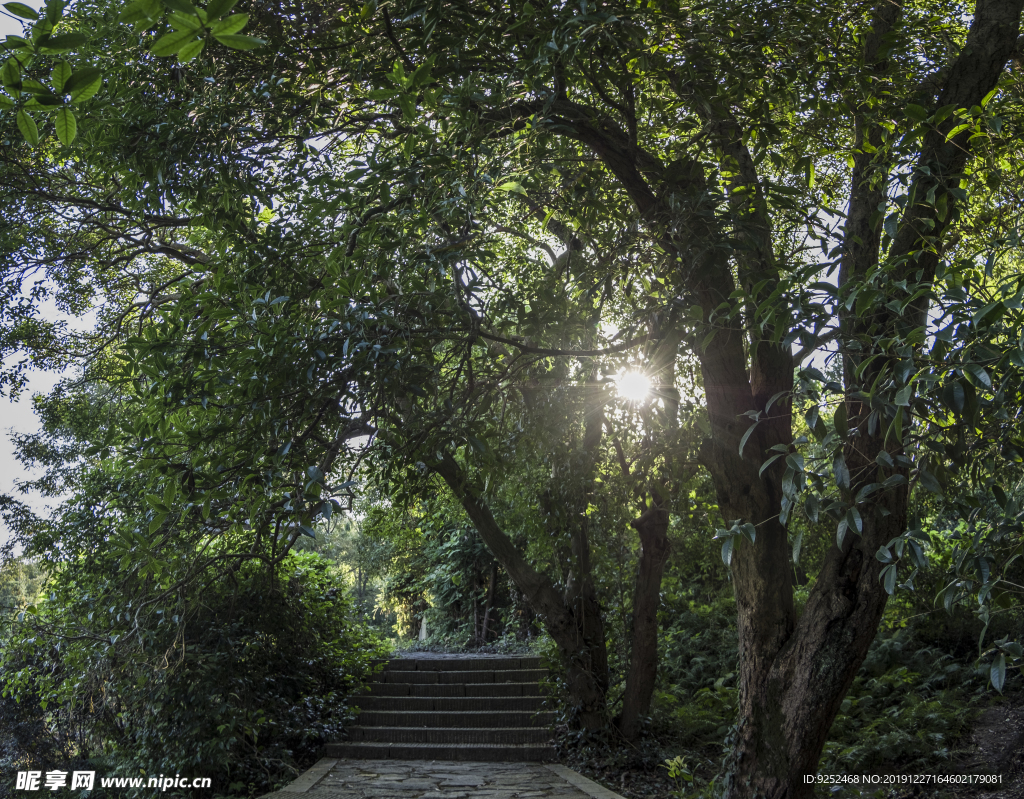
left=260, top=759, right=625, bottom=799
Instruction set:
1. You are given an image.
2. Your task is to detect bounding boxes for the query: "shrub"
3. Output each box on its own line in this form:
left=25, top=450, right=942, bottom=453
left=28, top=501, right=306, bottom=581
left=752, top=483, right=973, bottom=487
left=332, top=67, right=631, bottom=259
left=1, top=552, right=386, bottom=798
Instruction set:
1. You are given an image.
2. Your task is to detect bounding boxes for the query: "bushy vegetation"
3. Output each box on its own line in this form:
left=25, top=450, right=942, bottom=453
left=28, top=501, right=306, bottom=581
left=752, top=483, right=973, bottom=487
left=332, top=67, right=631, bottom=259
left=1, top=553, right=385, bottom=798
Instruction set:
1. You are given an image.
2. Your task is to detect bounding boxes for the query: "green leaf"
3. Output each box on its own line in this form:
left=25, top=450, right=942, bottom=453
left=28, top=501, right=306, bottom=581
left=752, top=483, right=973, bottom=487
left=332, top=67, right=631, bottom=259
left=212, top=32, right=264, bottom=49
left=792, top=529, right=804, bottom=564
left=894, top=385, right=912, bottom=406
left=904, top=103, right=928, bottom=121
left=206, top=0, right=239, bottom=18
left=209, top=12, right=247, bottom=34
left=945, top=122, right=971, bottom=141
left=917, top=467, right=942, bottom=495
left=167, top=10, right=203, bottom=30
left=120, top=0, right=163, bottom=23
left=176, top=36, right=205, bottom=61
left=1, top=57, right=23, bottom=87
left=54, top=106, right=76, bottom=145
left=875, top=546, right=893, bottom=564
left=16, top=109, right=38, bottom=145
left=963, top=363, right=992, bottom=390
left=51, top=59, right=71, bottom=92
left=738, top=418, right=760, bottom=458
left=4, top=2, right=38, bottom=19
left=882, top=563, right=897, bottom=595
left=20, top=78, right=53, bottom=95
left=885, top=405, right=903, bottom=445
left=151, top=28, right=199, bottom=56
left=836, top=518, right=849, bottom=548
left=883, top=213, right=899, bottom=239
left=495, top=180, right=527, bottom=195
left=65, top=67, right=101, bottom=102
left=942, top=379, right=965, bottom=413
left=39, top=32, right=88, bottom=52
left=720, top=536, right=734, bottom=567
left=990, top=652, right=1006, bottom=693
left=833, top=401, right=848, bottom=439
left=758, top=452, right=784, bottom=478
left=163, top=0, right=198, bottom=14
left=833, top=452, right=850, bottom=491
left=805, top=493, right=819, bottom=524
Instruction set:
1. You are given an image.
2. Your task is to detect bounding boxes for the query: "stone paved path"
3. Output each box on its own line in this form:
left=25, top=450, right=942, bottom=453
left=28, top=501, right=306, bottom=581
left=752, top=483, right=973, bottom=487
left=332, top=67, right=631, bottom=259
left=260, top=758, right=624, bottom=799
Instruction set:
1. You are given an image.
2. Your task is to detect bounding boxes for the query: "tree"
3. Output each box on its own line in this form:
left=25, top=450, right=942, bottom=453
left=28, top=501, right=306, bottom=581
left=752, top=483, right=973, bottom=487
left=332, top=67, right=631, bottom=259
left=4, top=0, right=1024, bottom=796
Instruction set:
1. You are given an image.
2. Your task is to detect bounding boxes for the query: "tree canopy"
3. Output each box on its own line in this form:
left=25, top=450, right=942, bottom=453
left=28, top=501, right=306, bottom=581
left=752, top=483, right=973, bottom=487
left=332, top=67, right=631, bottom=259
left=3, top=0, right=1024, bottom=796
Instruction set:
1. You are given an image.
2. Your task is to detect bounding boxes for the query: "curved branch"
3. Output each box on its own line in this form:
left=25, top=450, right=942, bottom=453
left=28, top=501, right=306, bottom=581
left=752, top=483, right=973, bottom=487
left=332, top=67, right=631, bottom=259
left=476, top=330, right=649, bottom=357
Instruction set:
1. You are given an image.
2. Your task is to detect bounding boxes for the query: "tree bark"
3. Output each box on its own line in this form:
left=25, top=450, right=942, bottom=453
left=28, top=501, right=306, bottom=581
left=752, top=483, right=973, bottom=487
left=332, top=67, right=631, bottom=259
left=713, top=2, right=1023, bottom=795
left=616, top=502, right=671, bottom=739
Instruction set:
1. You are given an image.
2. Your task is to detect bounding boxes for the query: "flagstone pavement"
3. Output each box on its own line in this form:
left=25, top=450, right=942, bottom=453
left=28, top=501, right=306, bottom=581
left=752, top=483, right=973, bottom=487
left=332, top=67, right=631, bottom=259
left=259, top=758, right=625, bottom=799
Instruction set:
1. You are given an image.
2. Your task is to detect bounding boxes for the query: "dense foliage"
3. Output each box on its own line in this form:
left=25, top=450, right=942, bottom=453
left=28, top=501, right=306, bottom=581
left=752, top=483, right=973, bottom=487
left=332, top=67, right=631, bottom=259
left=3, top=0, right=1024, bottom=796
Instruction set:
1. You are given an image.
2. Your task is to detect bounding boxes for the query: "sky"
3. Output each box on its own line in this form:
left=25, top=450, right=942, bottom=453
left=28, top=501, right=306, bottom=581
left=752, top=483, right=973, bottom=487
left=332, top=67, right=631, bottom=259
left=1, top=1, right=56, bottom=555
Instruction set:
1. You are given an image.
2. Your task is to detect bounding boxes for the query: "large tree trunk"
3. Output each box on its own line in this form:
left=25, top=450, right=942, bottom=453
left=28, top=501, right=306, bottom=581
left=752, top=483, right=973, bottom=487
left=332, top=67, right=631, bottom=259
left=719, top=448, right=908, bottom=797
left=699, top=2, right=1023, bottom=794
left=616, top=502, right=670, bottom=739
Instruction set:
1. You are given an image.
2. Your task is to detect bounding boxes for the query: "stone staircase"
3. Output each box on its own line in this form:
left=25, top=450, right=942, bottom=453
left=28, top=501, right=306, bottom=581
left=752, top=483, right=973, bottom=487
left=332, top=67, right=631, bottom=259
left=324, top=655, right=555, bottom=762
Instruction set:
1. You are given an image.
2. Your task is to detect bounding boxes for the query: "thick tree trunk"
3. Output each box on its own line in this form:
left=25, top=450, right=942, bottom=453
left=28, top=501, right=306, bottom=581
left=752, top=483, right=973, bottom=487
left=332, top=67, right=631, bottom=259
left=616, top=502, right=671, bottom=740
left=721, top=461, right=907, bottom=798
left=694, top=3, right=1022, bottom=795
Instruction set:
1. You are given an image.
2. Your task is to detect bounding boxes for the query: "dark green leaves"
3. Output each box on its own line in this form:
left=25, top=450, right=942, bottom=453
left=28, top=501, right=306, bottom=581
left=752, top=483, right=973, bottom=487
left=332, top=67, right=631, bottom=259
left=209, top=13, right=246, bottom=35
left=119, top=0, right=162, bottom=27
left=990, top=652, right=1006, bottom=693
left=63, top=66, right=101, bottom=102
left=39, top=32, right=87, bottom=52
left=4, top=2, right=38, bottom=19
left=205, top=0, right=239, bottom=18
left=211, top=33, right=263, bottom=50
left=833, top=452, right=850, bottom=492
left=833, top=401, right=848, bottom=439
left=963, top=363, right=992, bottom=390
left=151, top=28, right=199, bottom=56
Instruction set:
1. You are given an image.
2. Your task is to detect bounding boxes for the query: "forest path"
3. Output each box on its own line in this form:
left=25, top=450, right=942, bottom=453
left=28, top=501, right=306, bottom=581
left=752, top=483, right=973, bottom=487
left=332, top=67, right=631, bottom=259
left=258, top=758, right=626, bottom=799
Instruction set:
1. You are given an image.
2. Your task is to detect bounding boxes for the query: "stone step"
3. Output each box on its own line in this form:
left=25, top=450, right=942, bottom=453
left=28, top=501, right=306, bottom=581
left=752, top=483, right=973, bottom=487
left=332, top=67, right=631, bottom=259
left=376, top=668, right=547, bottom=684
left=355, top=695, right=545, bottom=712
left=356, top=709, right=555, bottom=728
left=323, top=741, right=556, bottom=762
left=373, top=656, right=541, bottom=671
left=346, top=726, right=552, bottom=745
left=367, top=681, right=541, bottom=698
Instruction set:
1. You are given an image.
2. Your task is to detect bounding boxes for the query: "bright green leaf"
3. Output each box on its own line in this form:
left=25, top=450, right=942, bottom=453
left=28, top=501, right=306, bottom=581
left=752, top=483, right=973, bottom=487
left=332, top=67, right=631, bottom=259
left=17, top=109, right=38, bottom=144
left=54, top=106, right=76, bottom=145
left=151, top=29, right=199, bottom=56
left=212, top=32, right=264, bottom=49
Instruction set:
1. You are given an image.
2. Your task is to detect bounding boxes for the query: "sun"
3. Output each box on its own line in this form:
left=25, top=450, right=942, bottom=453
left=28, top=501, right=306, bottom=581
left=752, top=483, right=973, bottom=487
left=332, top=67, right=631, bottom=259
left=616, top=371, right=652, bottom=402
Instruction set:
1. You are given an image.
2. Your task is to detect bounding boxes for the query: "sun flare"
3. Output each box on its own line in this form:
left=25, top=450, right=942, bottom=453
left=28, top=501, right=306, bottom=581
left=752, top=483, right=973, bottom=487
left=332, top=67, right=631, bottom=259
left=616, top=371, right=652, bottom=402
